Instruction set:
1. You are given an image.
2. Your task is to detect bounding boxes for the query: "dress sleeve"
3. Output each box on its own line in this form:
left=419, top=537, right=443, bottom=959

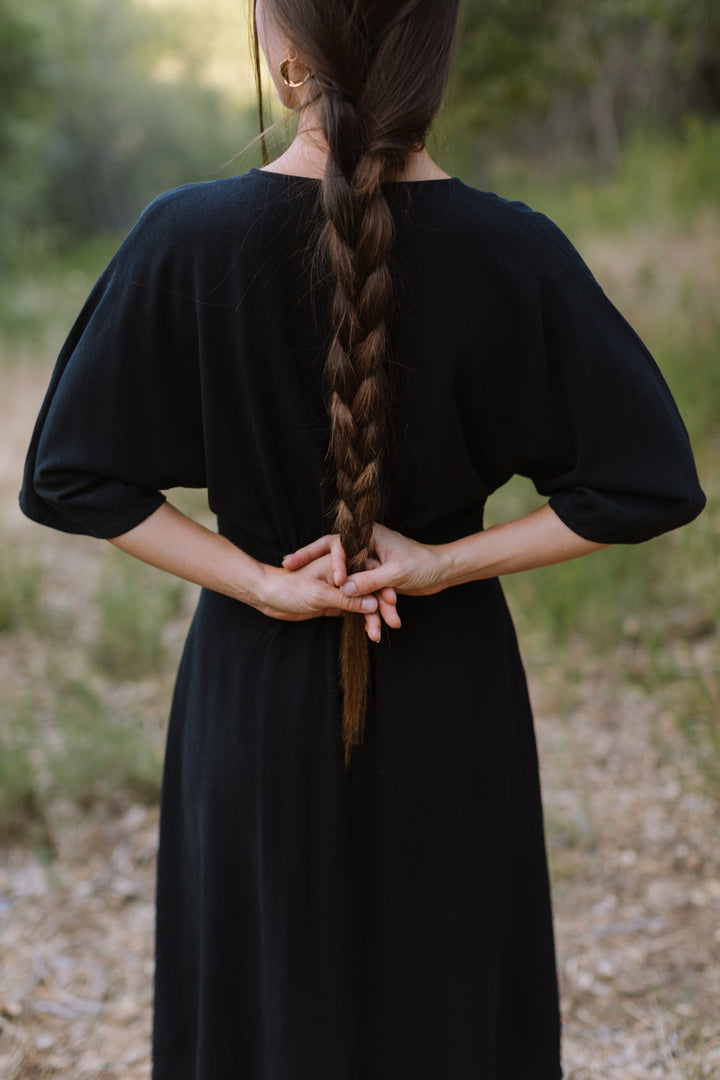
left=19, top=193, right=206, bottom=539
left=509, top=213, right=706, bottom=544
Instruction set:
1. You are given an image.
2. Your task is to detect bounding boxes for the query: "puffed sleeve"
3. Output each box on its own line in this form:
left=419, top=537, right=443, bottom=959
left=506, top=212, right=706, bottom=543
left=19, top=191, right=206, bottom=538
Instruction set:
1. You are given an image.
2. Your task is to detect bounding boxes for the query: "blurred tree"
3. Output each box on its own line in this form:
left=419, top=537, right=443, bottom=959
left=448, top=0, right=567, bottom=131
left=447, top=0, right=720, bottom=174
left=0, top=3, right=42, bottom=154
left=37, top=0, right=242, bottom=236
left=637, top=0, right=720, bottom=111
left=0, top=0, right=249, bottom=256
left=0, top=3, right=48, bottom=246
left=2, top=0, right=719, bottom=258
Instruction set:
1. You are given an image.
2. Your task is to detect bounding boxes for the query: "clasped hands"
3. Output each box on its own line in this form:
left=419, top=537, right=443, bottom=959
left=256, top=523, right=450, bottom=641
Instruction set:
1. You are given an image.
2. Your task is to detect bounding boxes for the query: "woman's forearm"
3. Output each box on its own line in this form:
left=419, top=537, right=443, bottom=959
left=108, top=501, right=385, bottom=627
left=436, top=503, right=607, bottom=588
left=108, top=501, right=265, bottom=604
left=290, top=504, right=608, bottom=602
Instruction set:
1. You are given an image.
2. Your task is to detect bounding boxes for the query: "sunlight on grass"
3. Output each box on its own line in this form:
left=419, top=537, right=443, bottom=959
left=0, top=550, right=46, bottom=634
left=48, top=664, right=165, bottom=808
left=92, top=550, right=191, bottom=678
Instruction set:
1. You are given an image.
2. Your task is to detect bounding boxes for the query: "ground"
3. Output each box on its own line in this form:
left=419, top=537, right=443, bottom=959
left=0, top=344, right=718, bottom=1079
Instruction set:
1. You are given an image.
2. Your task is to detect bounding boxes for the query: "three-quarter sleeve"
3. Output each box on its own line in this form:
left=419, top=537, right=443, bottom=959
left=507, top=212, right=706, bottom=544
left=19, top=193, right=206, bottom=539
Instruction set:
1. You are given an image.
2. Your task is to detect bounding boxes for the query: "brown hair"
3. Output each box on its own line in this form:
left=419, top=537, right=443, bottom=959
left=248, top=0, right=460, bottom=767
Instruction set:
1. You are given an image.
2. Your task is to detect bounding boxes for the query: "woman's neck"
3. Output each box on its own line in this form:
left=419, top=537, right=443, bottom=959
left=261, top=105, right=451, bottom=181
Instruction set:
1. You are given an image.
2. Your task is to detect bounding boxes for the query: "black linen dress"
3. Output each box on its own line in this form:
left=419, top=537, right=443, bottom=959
left=20, top=169, right=706, bottom=1080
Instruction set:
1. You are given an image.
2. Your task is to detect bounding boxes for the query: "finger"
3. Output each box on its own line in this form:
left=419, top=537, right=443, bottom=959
left=378, top=594, right=402, bottom=629
left=341, top=565, right=395, bottom=597
left=364, top=559, right=396, bottom=605
left=363, top=610, right=382, bottom=643
left=322, top=593, right=378, bottom=618
left=329, top=534, right=347, bottom=588
left=281, top=535, right=333, bottom=570
left=327, top=588, right=378, bottom=616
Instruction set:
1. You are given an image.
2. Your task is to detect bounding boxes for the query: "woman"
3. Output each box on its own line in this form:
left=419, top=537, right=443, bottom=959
left=20, top=0, right=706, bottom=1077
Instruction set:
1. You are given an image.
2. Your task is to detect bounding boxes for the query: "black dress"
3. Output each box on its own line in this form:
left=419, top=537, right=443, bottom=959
left=20, top=169, right=706, bottom=1080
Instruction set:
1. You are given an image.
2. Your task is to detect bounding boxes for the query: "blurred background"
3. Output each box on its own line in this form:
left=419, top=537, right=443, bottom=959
left=0, top=1, right=718, bottom=1077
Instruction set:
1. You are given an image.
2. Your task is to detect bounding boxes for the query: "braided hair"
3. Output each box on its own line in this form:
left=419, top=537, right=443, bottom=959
left=249, top=0, right=460, bottom=767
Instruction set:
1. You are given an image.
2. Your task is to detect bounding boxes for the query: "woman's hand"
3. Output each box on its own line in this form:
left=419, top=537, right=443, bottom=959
left=281, top=530, right=404, bottom=640
left=255, top=551, right=385, bottom=628
left=107, top=503, right=389, bottom=635
left=281, top=525, right=448, bottom=630
left=341, top=524, right=449, bottom=598
left=112, top=503, right=604, bottom=642
left=280, top=506, right=609, bottom=623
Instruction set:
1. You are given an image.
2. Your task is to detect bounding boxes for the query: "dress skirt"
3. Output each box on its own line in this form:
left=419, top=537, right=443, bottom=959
left=152, top=567, right=562, bottom=1080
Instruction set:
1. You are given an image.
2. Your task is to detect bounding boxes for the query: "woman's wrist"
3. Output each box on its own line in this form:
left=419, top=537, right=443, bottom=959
left=109, top=503, right=273, bottom=610
left=242, top=561, right=283, bottom=615
left=432, top=539, right=478, bottom=591
left=227, top=554, right=277, bottom=612
left=430, top=506, right=608, bottom=589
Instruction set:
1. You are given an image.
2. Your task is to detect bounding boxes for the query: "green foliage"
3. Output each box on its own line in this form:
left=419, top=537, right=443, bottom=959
left=675, top=115, right=720, bottom=209
left=0, top=552, right=45, bottom=633
left=3, top=0, right=720, bottom=259
left=92, top=551, right=188, bottom=678
left=0, top=704, right=43, bottom=842
left=484, top=118, right=720, bottom=235
left=0, top=0, right=254, bottom=258
left=47, top=666, right=164, bottom=807
left=635, top=0, right=720, bottom=86
left=674, top=681, right=720, bottom=789
left=446, top=0, right=720, bottom=180
left=0, top=2, right=47, bottom=252
left=0, top=2, right=43, bottom=138
left=449, top=0, right=566, bottom=131
left=0, top=234, right=122, bottom=352
left=37, top=0, right=234, bottom=238
left=0, top=547, right=183, bottom=838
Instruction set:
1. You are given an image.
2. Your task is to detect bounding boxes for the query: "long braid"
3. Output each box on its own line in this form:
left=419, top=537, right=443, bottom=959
left=317, top=87, right=406, bottom=767
left=249, top=0, right=462, bottom=766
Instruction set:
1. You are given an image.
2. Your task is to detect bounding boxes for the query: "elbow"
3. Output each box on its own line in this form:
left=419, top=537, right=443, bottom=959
left=631, top=481, right=707, bottom=542
left=677, top=483, right=707, bottom=527
left=547, top=480, right=707, bottom=545
left=33, top=459, right=91, bottom=511
left=25, top=457, right=117, bottom=538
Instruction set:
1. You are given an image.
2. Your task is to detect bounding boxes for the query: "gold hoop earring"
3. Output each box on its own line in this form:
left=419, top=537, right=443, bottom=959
left=279, top=49, right=314, bottom=87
